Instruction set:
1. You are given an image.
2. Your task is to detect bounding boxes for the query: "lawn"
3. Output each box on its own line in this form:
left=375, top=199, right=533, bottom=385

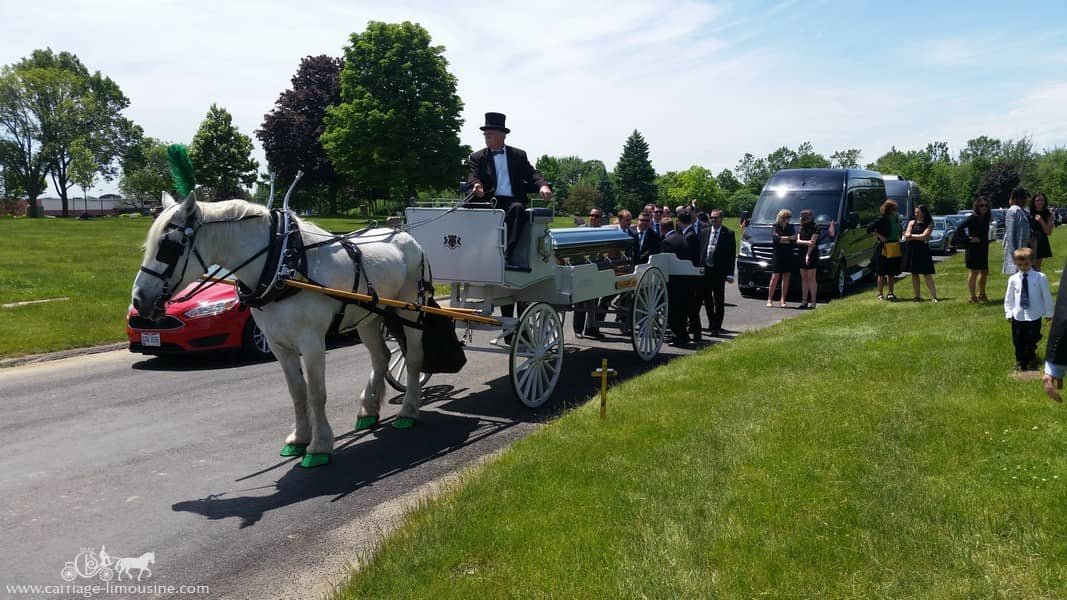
left=337, top=232, right=1067, bottom=598
left=0, top=213, right=626, bottom=358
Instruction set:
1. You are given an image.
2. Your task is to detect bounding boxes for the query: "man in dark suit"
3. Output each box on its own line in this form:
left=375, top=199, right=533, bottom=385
left=697, top=208, right=736, bottom=336
left=467, top=112, right=553, bottom=264
left=631, top=210, right=661, bottom=263
left=1044, top=261, right=1067, bottom=401
left=661, top=213, right=701, bottom=346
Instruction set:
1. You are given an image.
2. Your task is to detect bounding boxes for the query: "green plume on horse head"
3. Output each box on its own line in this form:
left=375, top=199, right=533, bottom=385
left=166, top=144, right=197, bottom=197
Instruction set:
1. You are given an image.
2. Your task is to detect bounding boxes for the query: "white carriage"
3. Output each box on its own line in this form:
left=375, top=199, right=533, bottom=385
left=387, top=204, right=703, bottom=408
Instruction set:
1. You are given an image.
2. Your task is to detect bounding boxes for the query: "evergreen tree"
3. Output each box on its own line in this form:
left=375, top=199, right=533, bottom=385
left=615, top=130, right=656, bottom=213
left=189, top=104, right=258, bottom=200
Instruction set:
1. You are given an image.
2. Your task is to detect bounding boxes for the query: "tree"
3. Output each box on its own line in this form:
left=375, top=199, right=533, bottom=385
left=736, top=142, right=829, bottom=193
left=1035, top=148, right=1067, bottom=205
left=566, top=181, right=602, bottom=216
left=830, top=148, right=863, bottom=168
left=13, top=49, right=138, bottom=217
left=663, top=165, right=722, bottom=209
left=959, top=136, right=1003, bottom=163
left=725, top=188, right=759, bottom=216
left=321, top=21, right=466, bottom=202
left=977, top=160, right=1020, bottom=208
left=0, top=68, right=49, bottom=216
left=716, top=169, right=741, bottom=195
left=615, top=130, right=656, bottom=212
left=68, top=139, right=97, bottom=212
left=257, top=55, right=345, bottom=214
left=119, top=136, right=174, bottom=209
left=189, top=104, right=259, bottom=200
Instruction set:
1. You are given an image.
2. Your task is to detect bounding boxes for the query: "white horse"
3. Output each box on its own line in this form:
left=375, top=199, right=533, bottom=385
left=115, top=552, right=155, bottom=581
left=131, top=192, right=428, bottom=467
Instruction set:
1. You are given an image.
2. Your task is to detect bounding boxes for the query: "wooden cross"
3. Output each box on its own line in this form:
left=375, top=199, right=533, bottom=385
left=591, top=358, right=617, bottom=419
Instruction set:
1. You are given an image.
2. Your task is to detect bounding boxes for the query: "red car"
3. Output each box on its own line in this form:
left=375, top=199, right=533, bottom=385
left=126, top=279, right=273, bottom=359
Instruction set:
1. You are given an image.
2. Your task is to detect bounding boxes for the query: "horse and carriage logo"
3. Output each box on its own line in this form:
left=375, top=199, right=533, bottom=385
left=60, top=545, right=156, bottom=582
left=443, top=234, right=462, bottom=250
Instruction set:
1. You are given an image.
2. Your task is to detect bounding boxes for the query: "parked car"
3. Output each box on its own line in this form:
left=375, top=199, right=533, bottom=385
left=126, top=278, right=273, bottom=359
left=738, top=168, right=884, bottom=299
left=1055, top=207, right=1067, bottom=226
left=989, top=208, right=1006, bottom=240
left=945, top=214, right=967, bottom=251
left=929, top=216, right=957, bottom=254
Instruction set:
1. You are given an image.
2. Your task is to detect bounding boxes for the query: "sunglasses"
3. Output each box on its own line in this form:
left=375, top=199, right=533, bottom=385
left=589, top=214, right=602, bottom=218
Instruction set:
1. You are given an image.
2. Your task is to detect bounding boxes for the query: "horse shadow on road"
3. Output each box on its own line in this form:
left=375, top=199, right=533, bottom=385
left=171, top=340, right=699, bottom=528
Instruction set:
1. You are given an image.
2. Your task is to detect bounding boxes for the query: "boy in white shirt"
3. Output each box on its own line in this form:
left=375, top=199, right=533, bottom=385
left=1005, top=248, right=1054, bottom=370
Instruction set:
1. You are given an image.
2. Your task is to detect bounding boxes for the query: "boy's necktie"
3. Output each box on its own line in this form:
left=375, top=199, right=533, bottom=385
left=1021, top=272, right=1030, bottom=308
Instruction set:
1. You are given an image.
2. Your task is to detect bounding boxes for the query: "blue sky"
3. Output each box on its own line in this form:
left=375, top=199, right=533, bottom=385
left=2, top=0, right=1065, bottom=195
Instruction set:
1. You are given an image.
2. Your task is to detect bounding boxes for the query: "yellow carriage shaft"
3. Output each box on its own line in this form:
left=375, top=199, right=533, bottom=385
left=283, top=279, right=502, bottom=326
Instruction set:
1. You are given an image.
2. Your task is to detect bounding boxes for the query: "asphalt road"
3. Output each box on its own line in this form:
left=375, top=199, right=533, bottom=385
left=0, top=281, right=834, bottom=599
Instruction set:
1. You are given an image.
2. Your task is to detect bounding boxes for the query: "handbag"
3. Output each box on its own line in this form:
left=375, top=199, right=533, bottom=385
left=882, top=241, right=902, bottom=259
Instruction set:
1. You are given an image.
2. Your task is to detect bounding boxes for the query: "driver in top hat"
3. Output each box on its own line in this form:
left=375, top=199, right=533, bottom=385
left=467, top=112, right=552, bottom=265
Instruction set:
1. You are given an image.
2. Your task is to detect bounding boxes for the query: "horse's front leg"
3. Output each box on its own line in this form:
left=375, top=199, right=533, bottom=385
left=355, top=317, right=388, bottom=431
left=273, top=344, right=311, bottom=459
left=395, top=325, right=424, bottom=429
left=300, top=336, right=334, bottom=468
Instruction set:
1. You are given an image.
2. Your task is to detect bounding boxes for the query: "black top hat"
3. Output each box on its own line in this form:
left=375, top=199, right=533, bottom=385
left=480, top=112, right=509, bottom=133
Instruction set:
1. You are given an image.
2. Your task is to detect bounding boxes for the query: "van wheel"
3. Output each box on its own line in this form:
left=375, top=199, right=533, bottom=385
left=834, top=262, right=847, bottom=298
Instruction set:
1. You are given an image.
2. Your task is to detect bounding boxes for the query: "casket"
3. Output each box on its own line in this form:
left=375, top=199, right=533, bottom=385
left=549, top=227, right=635, bottom=272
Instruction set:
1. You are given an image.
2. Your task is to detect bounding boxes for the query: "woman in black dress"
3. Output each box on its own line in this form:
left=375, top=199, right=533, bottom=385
left=767, top=209, right=796, bottom=308
left=1030, top=192, right=1054, bottom=271
left=902, top=204, right=939, bottom=302
left=868, top=200, right=902, bottom=300
left=953, top=198, right=991, bottom=303
left=796, top=209, right=820, bottom=308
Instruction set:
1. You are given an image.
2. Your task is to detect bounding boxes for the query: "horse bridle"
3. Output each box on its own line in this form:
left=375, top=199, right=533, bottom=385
left=139, top=211, right=211, bottom=307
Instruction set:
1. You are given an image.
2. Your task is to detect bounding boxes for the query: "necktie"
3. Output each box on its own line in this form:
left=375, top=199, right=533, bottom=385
left=638, top=231, right=645, bottom=253
left=1021, top=272, right=1030, bottom=308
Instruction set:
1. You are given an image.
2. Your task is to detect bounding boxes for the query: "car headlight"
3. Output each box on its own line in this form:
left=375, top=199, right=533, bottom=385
left=931, top=232, right=943, bottom=240
left=184, top=298, right=238, bottom=319
left=739, top=240, right=753, bottom=257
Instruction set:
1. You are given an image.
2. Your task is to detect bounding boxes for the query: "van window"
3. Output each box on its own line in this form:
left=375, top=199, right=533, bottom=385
left=853, top=184, right=881, bottom=224
left=751, top=189, right=841, bottom=225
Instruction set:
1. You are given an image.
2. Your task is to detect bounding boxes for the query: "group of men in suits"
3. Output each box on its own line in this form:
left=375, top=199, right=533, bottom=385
left=653, top=206, right=736, bottom=346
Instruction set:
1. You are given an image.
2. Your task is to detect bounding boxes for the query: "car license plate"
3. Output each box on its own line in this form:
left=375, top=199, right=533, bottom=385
left=141, top=332, right=161, bottom=347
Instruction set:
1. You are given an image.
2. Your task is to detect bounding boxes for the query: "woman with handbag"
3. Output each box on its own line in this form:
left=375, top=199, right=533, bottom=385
left=868, top=200, right=902, bottom=300
left=953, top=198, right=992, bottom=303
left=902, top=204, right=939, bottom=302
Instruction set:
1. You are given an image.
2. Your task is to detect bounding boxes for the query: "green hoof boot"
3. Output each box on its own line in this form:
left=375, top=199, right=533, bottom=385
left=300, top=453, right=331, bottom=468
left=280, top=443, right=308, bottom=457
left=355, top=415, right=380, bottom=431
left=393, top=416, right=416, bottom=430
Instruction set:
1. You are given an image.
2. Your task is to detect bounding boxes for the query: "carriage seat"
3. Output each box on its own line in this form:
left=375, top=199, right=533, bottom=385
left=505, top=207, right=554, bottom=271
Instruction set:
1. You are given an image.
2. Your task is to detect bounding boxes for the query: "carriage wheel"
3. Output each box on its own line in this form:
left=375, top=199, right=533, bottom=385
left=382, top=322, right=432, bottom=392
left=631, top=267, right=668, bottom=360
left=510, top=303, right=564, bottom=408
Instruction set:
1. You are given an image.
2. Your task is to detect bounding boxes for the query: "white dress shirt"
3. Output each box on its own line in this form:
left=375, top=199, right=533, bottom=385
left=1004, top=269, right=1053, bottom=321
left=492, top=148, right=512, bottom=197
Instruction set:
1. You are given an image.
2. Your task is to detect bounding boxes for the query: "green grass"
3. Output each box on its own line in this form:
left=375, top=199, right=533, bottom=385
left=337, top=233, right=1067, bottom=598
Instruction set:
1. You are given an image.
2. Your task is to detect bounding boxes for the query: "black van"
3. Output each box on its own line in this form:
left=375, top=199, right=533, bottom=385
left=737, top=168, right=885, bottom=299
left=883, top=176, right=921, bottom=228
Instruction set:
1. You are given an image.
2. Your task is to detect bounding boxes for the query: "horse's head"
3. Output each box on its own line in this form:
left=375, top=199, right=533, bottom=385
left=131, top=191, right=206, bottom=321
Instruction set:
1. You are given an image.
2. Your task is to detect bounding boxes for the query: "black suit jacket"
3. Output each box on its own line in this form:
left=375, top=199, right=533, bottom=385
left=662, top=230, right=699, bottom=269
left=467, top=146, right=549, bottom=203
left=629, top=227, right=661, bottom=263
left=697, top=226, right=736, bottom=278
left=1047, top=261, right=1067, bottom=367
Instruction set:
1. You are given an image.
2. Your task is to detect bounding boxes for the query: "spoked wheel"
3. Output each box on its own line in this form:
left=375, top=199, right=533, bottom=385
left=510, top=303, right=564, bottom=408
left=630, top=267, right=668, bottom=360
left=382, top=322, right=432, bottom=392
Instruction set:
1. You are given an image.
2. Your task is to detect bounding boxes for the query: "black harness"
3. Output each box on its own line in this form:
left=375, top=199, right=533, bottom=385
left=236, top=209, right=307, bottom=307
